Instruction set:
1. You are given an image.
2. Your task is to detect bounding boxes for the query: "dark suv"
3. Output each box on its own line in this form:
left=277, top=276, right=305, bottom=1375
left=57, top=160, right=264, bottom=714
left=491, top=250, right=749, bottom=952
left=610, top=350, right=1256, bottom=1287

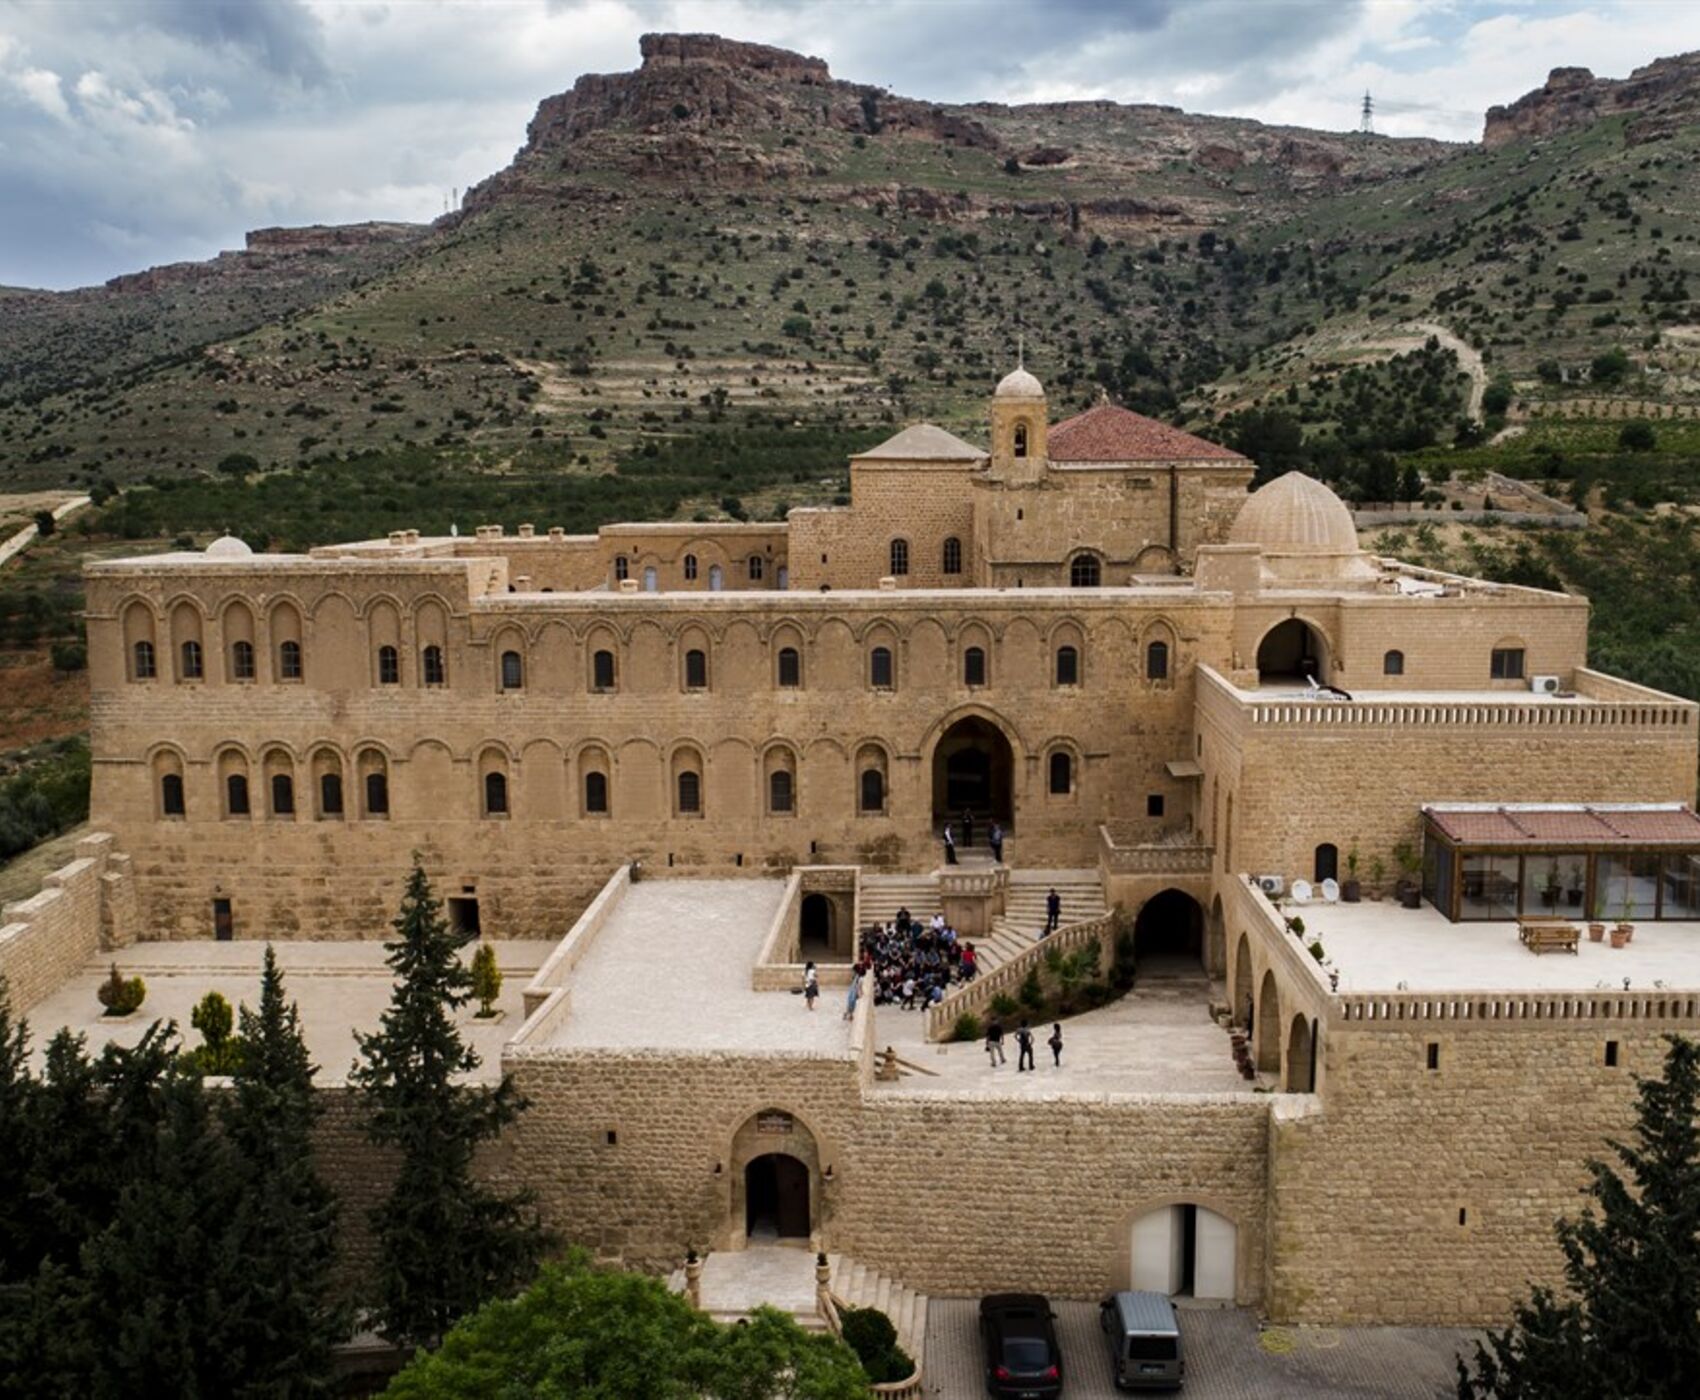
left=979, top=1293, right=1064, bottom=1399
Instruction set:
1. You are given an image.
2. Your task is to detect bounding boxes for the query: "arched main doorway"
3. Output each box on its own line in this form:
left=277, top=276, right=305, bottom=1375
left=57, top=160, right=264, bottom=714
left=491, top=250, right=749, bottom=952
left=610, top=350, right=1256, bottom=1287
left=745, top=1154, right=810, bottom=1240
left=1132, top=889, right=1205, bottom=975
left=932, top=715, right=1015, bottom=831
left=800, top=893, right=833, bottom=960
left=1257, top=618, right=1328, bottom=684
left=1129, top=1204, right=1238, bottom=1301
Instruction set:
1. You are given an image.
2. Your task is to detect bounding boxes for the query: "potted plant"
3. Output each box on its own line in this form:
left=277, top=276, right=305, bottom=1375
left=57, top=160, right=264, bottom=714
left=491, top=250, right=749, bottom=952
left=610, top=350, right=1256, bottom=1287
left=1541, top=860, right=1563, bottom=916
left=1616, top=893, right=1636, bottom=945
left=96, top=963, right=146, bottom=1018
left=1587, top=887, right=1607, bottom=943
left=1392, top=841, right=1423, bottom=909
left=1369, top=855, right=1386, bottom=902
left=1286, top=915, right=1306, bottom=940
left=1342, top=842, right=1361, bottom=903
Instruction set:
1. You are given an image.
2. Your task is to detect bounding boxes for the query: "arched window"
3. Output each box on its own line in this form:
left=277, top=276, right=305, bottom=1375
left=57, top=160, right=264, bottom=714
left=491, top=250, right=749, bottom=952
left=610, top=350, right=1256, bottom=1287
left=179, top=640, right=203, bottom=681
left=1049, top=751, right=1073, bottom=796
left=226, top=774, right=250, bottom=817
left=1146, top=640, right=1170, bottom=681
left=777, top=646, right=801, bottom=688
left=614, top=556, right=629, bottom=582
left=860, top=768, right=885, bottom=813
left=684, top=553, right=698, bottom=582
left=1314, top=843, right=1339, bottom=884
left=500, top=649, right=523, bottom=691
left=584, top=770, right=609, bottom=814
left=870, top=645, right=893, bottom=689
left=708, top=565, right=724, bottom=591
left=769, top=770, right=794, bottom=814
left=160, top=773, right=185, bottom=817
left=592, top=649, right=617, bottom=691
left=1383, top=649, right=1405, bottom=677
left=1069, top=553, right=1101, bottom=588
left=776, top=565, right=789, bottom=591
left=270, top=774, right=295, bottom=816
left=378, top=646, right=400, bottom=685
left=133, top=640, right=157, bottom=680
left=1013, top=422, right=1029, bottom=458
left=942, top=537, right=963, bottom=575
left=484, top=771, right=509, bottom=816
left=677, top=769, right=701, bottom=815
left=748, top=554, right=764, bottom=581
left=642, top=566, right=658, bottom=592
left=278, top=639, right=303, bottom=681
left=1056, top=645, right=1079, bottom=686
left=319, top=773, right=344, bottom=818
left=231, top=639, right=255, bottom=681
left=964, top=646, right=987, bottom=687
left=365, top=772, right=389, bottom=817
left=684, top=648, right=708, bottom=690
left=889, top=539, right=909, bottom=576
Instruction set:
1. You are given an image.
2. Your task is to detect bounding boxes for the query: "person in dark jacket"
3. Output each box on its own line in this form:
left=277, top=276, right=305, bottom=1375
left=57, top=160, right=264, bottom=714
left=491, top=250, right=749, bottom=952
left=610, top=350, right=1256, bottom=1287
left=1015, top=1022, right=1035, bottom=1072
left=1048, top=1022, right=1063, bottom=1068
left=1045, top=886, right=1062, bottom=934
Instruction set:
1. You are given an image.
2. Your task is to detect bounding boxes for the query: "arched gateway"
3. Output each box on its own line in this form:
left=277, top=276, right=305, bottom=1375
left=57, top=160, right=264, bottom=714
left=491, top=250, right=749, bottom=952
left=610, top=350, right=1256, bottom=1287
left=931, top=715, right=1015, bottom=829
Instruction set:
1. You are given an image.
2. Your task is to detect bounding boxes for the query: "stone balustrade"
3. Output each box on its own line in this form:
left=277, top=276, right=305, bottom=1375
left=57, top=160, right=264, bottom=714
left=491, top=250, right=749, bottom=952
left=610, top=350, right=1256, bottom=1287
left=924, top=912, right=1116, bottom=1041
left=1098, top=824, right=1213, bottom=874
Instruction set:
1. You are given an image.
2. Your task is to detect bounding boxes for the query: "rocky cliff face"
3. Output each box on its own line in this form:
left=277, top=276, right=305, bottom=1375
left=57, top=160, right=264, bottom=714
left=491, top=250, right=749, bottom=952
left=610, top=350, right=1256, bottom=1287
left=245, top=222, right=428, bottom=254
left=1484, top=51, right=1700, bottom=147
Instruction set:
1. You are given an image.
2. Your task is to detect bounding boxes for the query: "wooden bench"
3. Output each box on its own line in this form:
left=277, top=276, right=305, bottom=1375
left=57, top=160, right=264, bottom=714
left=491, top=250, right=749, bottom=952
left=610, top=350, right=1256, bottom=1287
left=1518, top=918, right=1580, bottom=955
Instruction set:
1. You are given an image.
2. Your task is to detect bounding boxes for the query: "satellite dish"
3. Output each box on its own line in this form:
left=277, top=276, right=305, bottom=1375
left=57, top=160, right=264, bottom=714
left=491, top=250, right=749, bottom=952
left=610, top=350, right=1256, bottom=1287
left=1321, top=878, right=1341, bottom=903
left=1291, top=880, right=1313, bottom=905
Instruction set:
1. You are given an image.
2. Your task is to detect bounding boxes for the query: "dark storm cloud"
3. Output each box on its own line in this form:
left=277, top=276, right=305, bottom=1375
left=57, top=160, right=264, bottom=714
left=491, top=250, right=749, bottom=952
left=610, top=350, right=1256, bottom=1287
left=130, top=0, right=329, bottom=85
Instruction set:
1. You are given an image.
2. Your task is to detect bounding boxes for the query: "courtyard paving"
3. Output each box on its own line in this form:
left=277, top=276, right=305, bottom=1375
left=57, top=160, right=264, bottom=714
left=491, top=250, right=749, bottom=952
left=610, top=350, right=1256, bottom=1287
left=24, top=938, right=555, bottom=1082
left=869, top=968, right=1255, bottom=1098
left=546, top=878, right=852, bottom=1055
left=925, top=1297, right=1474, bottom=1398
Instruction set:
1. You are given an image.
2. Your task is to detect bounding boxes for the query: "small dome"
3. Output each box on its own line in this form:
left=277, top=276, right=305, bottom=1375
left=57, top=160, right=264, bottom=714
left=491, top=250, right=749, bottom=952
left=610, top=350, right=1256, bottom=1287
left=1229, top=472, right=1358, bottom=554
left=204, top=533, right=253, bottom=559
left=994, top=365, right=1044, bottom=399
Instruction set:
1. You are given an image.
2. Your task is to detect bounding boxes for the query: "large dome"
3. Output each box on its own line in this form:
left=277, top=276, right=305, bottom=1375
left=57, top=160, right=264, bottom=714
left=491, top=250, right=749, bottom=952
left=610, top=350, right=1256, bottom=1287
left=994, top=365, right=1044, bottom=399
left=204, top=533, right=253, bottom=559
left=1229, top=472, right=1358, bottom=554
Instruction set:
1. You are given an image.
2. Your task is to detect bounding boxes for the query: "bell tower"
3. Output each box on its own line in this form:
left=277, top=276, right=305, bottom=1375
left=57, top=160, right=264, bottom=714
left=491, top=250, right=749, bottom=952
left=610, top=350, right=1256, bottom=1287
left=988, top=345, right=1047, bottom=483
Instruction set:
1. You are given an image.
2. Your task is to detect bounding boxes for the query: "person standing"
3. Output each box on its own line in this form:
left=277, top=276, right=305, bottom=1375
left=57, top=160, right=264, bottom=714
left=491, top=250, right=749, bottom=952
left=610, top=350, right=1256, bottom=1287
left=989, top=821, right=1004, bottom=864
left=803, top=961, right=819, bottom=1011
left=985, top=1015, right=1006, bottom=1068
left=1048, top=1022, right=1063, bottom=1068
left=1045, top=886, right=1062, bottom=934
left=1015, top=1021, right=1035, bottom=1072
left=844, top=969, right=861, bottom=1021
left=961, top=808, right=975, bottom=850
left=943, top=822, right=957, bottom=865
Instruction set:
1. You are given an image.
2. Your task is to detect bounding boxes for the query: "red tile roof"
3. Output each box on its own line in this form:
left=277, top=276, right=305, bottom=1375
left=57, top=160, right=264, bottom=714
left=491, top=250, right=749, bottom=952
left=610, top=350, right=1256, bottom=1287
left=1047, top=403, right=1246, bottom=463
left=1425, top=806, right=1700, bottom=847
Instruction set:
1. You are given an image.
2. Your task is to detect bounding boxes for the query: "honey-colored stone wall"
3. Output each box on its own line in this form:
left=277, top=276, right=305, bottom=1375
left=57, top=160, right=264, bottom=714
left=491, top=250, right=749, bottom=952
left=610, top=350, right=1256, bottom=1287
left=0, top=833, right=133, bottom=1012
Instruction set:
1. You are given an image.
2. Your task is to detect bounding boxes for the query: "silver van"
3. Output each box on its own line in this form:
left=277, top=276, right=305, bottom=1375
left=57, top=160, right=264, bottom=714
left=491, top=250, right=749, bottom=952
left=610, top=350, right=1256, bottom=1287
left=1098, top=1290, right=1184, bottom=1390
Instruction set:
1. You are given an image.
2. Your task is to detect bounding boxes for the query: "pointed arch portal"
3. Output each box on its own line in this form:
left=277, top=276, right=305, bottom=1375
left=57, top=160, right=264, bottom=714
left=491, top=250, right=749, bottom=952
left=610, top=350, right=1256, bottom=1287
left=931, top=715, right=1014, bottom=829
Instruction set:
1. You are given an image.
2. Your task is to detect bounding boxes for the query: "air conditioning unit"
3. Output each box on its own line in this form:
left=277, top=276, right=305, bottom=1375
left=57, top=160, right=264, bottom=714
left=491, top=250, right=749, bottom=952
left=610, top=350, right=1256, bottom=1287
left=1255, top=874, right=1285, bottom=897
left=1530, top=674, right=1561, bottom=695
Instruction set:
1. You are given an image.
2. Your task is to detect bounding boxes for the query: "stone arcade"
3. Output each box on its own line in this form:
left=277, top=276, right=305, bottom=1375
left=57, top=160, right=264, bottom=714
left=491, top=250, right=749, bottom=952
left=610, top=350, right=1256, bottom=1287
left=6, top=366, right=1700, bottom=1331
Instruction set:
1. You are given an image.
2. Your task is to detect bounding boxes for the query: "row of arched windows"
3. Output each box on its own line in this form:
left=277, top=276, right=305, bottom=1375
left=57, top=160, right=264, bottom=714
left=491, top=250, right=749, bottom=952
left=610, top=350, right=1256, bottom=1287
left=615, top=554, right=780, bottom=590
left=151, top=743, right=1082, bottom=823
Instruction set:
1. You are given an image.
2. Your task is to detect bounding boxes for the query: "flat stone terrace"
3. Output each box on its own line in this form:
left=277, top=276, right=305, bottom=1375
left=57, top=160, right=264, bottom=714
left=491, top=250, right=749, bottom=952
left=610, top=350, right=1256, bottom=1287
left=1293, top=900, right=1700, bottom=993
left=25, top=939, right=555, bottom=1083
left=870, top=967, right=1253, bottom=1097
left=545, top=879, right=850, bottom=1055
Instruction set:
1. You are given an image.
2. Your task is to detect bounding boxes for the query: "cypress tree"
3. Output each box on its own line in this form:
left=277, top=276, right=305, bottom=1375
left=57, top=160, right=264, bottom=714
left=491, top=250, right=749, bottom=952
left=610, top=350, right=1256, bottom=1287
left=351, top=859, right=545, bottom=1349
left=217, top=945, right=346, bottom=1397
left=1458, top=1034, right=1700, bottom=1398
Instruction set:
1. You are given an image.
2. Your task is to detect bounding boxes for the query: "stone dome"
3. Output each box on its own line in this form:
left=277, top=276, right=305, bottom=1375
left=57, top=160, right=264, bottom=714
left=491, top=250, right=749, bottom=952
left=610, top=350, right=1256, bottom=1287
left=204, top=533, right=253, bottom=559
left=1229, top=472, right=1358, bottom=554
left=994, top=365, right=1044, bottom=398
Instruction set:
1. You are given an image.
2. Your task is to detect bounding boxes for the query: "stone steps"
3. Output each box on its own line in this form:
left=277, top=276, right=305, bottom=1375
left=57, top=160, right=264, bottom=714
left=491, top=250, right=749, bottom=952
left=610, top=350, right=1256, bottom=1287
left=827, top=1252, right=929, bottom=1368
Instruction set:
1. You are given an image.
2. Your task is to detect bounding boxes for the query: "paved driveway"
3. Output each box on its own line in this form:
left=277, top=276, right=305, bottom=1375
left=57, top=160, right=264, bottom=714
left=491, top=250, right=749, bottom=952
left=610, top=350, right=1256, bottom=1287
left=925, top=1299, right=1474, bottom=1398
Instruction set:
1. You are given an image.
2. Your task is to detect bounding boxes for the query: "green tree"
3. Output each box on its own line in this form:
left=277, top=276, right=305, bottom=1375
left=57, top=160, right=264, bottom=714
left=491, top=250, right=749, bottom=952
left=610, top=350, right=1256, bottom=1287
left=1482, top=379, right=1513, bottom=418
left=32, top=509, right=54, bottom=536
left=1457, top=1034, right=1700, bottom=1399
left=50, top=641, right=87, bottom=675
left=469, top=943, right=501, bottom=1018
left=218, top=945, right=346, bottom=1395
left=352, top=860, right=546, bottom=1349
left=1618, top=421, right=1656, bottom=451
left=383, top=1253, right=870, bottom=1400
left=188, top=990, right=240, bottom=1074
left=1590, top=346, right=1631, bottom=386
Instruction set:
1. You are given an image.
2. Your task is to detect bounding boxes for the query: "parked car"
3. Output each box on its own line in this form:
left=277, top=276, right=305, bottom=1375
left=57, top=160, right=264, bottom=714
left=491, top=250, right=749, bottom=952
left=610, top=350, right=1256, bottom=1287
left=979, top=1293, right=1064, bottom=1398
left=1099, top=1290, right=1184, bottom=1390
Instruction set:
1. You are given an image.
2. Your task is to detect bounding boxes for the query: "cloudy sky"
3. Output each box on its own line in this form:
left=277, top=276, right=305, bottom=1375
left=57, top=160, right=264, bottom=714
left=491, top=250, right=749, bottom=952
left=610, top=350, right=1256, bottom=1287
left=3, top=0, right=1699, bottom=290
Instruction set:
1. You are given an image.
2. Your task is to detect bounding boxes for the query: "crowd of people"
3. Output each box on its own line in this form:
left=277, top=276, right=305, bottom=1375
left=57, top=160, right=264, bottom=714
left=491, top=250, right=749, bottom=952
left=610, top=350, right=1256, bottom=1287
left=854, top=907, right=979, bottom=1012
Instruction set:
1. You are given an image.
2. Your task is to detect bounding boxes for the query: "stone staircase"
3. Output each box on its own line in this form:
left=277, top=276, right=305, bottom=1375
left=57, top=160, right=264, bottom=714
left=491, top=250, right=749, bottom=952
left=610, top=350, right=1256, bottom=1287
left=858, top=867, right=1107, bottom=981
left=828, top=1253, right=929, bottom=1369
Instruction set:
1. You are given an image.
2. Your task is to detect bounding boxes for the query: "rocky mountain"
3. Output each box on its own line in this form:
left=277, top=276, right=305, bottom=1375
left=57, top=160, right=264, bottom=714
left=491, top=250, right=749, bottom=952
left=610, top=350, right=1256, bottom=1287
left=1, top=34, right=1697, bottom=496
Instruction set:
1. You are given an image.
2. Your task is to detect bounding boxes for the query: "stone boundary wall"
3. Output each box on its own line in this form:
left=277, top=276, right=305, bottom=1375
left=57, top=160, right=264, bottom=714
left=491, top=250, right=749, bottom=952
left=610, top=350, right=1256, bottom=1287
left=515, top=864, right=630, bottom=1036
left=0, top=833, right=134, bottom=1014
left=752, top=867, right=858, bottom=990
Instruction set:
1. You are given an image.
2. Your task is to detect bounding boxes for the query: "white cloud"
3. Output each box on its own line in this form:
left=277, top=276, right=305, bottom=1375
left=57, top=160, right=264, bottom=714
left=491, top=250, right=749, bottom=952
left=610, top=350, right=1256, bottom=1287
left=10, top=64, right=68, bottom=120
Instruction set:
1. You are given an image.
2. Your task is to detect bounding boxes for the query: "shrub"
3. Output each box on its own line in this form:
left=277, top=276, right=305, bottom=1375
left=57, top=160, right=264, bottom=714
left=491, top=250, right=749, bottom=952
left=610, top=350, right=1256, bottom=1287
left=1308, top=940, right=1326, bottom=964
left=951, top=1012, right=982, bottom=1043
left=1618, top=421, right=1657, bottom=451
left=989, top=992, right=1019, bottom=1018
left=839, top=1306, right=913, bottom=1384
left=50, top=641, right=87, bottom=674
left=1019, top=969, right=1044, bottom=1012
left=470, top=942, right=502, bottom=1017
left=97, top=963, right=146, bottom=1016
